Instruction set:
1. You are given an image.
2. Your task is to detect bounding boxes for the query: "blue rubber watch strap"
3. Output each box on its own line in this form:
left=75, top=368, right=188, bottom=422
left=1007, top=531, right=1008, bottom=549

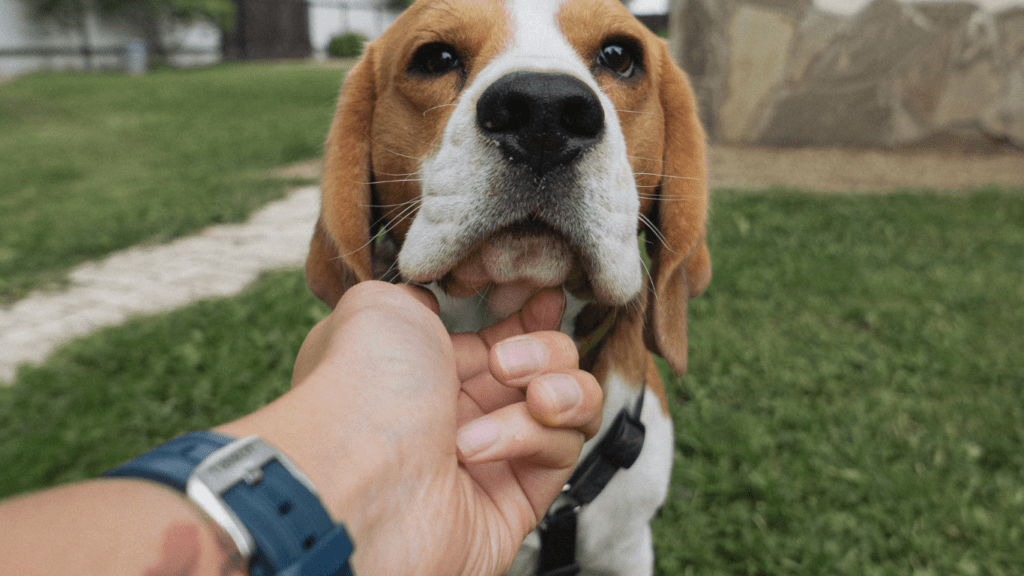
left=103, top=431, right=234, bottom=490
left=102, top=432, right=354, bottom=576
left=222, top=460, right=343, bottom=576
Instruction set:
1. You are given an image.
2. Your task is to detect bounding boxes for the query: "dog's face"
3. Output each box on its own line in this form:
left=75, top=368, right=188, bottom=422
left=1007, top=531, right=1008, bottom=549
left=307, top=0, right=710, bottom=374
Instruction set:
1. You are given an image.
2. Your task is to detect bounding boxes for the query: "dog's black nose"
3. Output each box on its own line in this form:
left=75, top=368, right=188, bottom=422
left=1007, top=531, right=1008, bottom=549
left=476, top=72, right=605, bottom=177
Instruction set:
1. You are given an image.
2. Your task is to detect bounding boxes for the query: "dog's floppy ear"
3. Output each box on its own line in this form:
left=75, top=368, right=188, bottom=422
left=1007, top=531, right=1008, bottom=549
left=643, top=40, right=712, bottom=377
left=306, top=49, right=379, bottom=308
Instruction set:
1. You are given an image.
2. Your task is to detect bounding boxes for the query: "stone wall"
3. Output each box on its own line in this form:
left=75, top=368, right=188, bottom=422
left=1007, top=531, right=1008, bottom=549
left=669, top=0, right=1024, bottom=150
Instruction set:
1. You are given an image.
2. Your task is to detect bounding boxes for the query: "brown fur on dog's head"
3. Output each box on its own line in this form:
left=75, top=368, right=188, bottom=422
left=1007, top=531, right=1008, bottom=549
left=305, top=0, right=710, bottom=376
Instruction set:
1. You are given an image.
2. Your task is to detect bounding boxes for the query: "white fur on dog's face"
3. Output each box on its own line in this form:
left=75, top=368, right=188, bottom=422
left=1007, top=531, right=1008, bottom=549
left=398, top=0, right=643, bottom=318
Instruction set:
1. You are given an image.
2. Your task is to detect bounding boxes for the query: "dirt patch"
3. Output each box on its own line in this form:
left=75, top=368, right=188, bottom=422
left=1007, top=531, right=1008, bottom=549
left=277, top=145, right=1024, bottom=193
left=708, top=145, right=1024, bottom=193
left=273, top=158, right=323, bottom=181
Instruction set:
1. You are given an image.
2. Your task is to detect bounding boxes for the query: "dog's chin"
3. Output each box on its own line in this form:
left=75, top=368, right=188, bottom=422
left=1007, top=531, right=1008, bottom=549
left=435, top=226, right=591, bottom=319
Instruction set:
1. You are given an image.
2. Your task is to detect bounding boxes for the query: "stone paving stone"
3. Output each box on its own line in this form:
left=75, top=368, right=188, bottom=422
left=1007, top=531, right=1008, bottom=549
left=0, top=186, right=321, bottom=384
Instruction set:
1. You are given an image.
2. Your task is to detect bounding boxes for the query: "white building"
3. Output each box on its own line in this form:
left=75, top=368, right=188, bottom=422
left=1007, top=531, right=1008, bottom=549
left=1, top=0, right=666, bottom=78
left=307, top=0, right=398, bottom=59
left=0, top=0, right=221, bottom=78
left=0, top=0, right=401, bottom=77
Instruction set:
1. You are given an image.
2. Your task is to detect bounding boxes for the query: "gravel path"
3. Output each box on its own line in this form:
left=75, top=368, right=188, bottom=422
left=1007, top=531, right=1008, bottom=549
left=0, top=186, right=320, bottom=383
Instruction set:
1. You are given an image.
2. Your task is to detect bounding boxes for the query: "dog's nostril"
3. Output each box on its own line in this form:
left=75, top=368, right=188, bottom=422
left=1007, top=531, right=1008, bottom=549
left=481, top=96, right=531, bottom=133
left=561, top=96, right=604, bottom=139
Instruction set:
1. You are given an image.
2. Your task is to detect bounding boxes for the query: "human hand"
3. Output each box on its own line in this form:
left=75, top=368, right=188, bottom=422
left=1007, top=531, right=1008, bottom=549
left=218, top=281, right=602, bottom=576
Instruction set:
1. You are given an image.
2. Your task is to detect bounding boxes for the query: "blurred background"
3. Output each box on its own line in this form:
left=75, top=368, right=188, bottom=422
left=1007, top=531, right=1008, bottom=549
left=2, top=0, right=1022, bottom=152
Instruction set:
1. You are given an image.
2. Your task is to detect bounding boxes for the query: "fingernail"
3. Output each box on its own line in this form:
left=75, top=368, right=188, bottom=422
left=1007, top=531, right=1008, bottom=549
left=494, top=337, right=548, bottom=378
left=541, top=374, right=582, bottom=412
left=457, top=419, right=500, bottom=459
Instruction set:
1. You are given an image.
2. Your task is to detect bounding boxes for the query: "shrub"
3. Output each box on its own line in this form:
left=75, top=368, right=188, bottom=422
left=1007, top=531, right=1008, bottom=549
left=328, top=33, right=366, bottom=58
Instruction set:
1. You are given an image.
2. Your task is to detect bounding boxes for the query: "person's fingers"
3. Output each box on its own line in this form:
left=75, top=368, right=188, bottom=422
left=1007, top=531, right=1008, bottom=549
left=519, top=288, right=567, bottom=333
left=452, top=332, right=491, bottom=384
left=459, top=371, right=524, bottom=417
left=456, top=403, right=585, bottom=469
left=343, top=282, right=441, bottom=326
left=478, top=288, right=566, bottom=347
left=452, top=289, right=570, bottom=390
left=394, top=283, right=441, bottom=315
left=525, top=371, right=604, bottom=440
left=489, top=332, right=579, bottom=386
left=458, top=330, right=582, bottom=415
left=458, top=368, right=602, bottom=442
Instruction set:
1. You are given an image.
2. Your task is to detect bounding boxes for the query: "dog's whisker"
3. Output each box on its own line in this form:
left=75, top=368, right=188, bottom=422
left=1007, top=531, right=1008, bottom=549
left=634, top=183, right=720, bottom=193
left=395, top=149, right=427, bottom=161
left=627, top=290, right=648, bottom=322
left=638, top=250, right=655, bottom=289
left=474, top=286, right=497, bottom=309
left=638, top=213, right=676, bottom=255
left=375, top=146, right=423, bottom=162
left=379, top=198, right=424, bottom=230
left=339, top=234, right=386, bottom=262
left=598, top=78, right=631, bottom=93
left=339, top=198, right=425, bottom=260
left=368, top=138, right=429, bottom=162
left=626, top=154, right=662, bottom=163
left=636, top=190, right=703, bottom=200
left=361, top=198, right=422, bottom=209
left=377, top=257, right=403, bottom=283
left=423, top=103, right=458, bottom=117
left=615, top=109, right=662, bottom=117
left=373, top=170, right=422, bottom=178
left=633, top=171, right=709, bottom=183
left=355, top=177, right=426, bottom=186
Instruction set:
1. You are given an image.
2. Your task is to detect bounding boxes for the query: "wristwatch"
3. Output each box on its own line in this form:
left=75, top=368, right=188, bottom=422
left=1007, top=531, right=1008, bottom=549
left=103, top=431, right=354, bottom=576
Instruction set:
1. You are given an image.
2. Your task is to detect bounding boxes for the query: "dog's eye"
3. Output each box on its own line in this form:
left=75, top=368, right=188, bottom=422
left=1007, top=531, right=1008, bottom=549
left=596, top=43, right=637, bottom=79
left=410, top=42, right=463, bottom=76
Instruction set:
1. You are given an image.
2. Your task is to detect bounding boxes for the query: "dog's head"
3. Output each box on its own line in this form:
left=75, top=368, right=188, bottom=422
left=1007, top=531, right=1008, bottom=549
left=306, top=0, right=710, bottom=375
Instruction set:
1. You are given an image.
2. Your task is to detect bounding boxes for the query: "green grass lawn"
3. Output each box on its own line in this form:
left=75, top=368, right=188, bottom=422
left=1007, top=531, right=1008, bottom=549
left=0, top=62, right=346, bottom=302
left=1, top=184, right=1022, bottom=574
left=655, top=189, right=1024, bottom=575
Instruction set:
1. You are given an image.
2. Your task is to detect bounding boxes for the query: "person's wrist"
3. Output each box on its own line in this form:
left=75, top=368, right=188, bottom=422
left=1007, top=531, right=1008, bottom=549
left=213, top=367, right=393, bottom=552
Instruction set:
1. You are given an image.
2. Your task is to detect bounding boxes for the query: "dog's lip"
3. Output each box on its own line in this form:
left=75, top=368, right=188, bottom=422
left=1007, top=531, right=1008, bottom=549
left=496, top=216, right=561, bottom=239
left=413, top=218, right=570, bottom=277
left=404, top=214, right=615, bottom=312
left=429, top=218, right=582, bottom=294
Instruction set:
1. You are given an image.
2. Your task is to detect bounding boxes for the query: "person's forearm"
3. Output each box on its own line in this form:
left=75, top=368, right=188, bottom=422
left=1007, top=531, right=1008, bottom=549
left=0, top=369, right=393, bottom=576
left=0, top=478, right=245, bottom=576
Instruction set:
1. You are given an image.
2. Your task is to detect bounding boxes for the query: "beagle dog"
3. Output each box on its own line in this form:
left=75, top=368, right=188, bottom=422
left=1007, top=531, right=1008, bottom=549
left=304, top=0, right=710, bottom=573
